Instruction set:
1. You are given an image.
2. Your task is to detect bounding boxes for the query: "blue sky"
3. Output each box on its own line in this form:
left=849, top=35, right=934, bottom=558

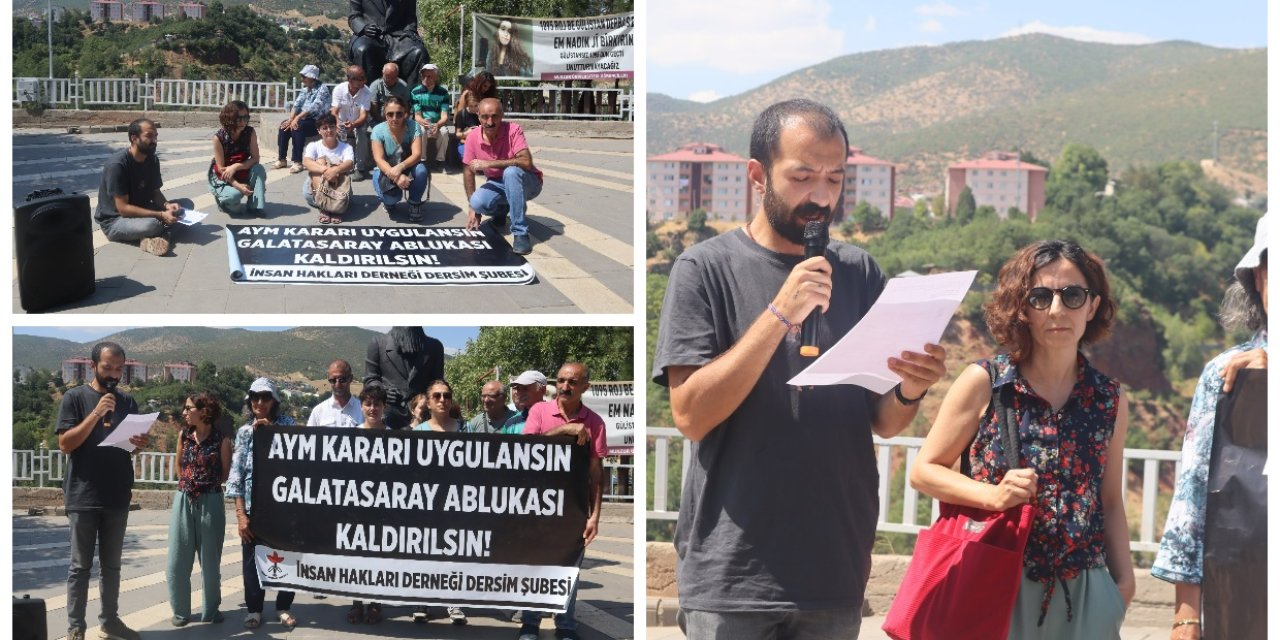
left=12, top=327, right=482, bottom=354
left=649, top=0, right=1267, bottom=102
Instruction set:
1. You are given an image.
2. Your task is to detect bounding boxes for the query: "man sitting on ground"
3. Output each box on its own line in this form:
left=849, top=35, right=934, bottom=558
left=463, top=98, right=544, bottom=255
left=94, top=118, right=183, bottom=256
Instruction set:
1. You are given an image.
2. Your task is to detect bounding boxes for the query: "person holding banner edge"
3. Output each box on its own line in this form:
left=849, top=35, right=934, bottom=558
left=225, top=377, right=300, bottom=630
left=652, top=99, right=947, bottom=638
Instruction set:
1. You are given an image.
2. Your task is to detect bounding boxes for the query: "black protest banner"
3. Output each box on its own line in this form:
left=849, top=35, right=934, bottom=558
left=225, top=225, right=535, bottom=285
left=249, top=425, right=588, bottom=611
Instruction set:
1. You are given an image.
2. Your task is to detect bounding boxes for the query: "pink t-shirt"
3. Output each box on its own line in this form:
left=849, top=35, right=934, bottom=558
left=522, top=400, right=607, bottom=459
left=463, top=121, right=544, bottom=182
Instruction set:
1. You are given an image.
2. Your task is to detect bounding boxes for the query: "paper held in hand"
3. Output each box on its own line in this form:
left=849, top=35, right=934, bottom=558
left=97, top=412, right=160, bottom=452
left=788, top=270, right=978, bottom=393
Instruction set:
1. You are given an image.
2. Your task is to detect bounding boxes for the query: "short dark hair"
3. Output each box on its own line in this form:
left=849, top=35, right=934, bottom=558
left=127, top=118, right=154, bottom=144
left=186, top=391, right=224, bottom=425
left=91, top=341, right=126, bottom=364
left=359, top=384, right=388, bottom=405
left=749, top=99, right=849, bottom=175
left=382, top=95, right=408, bottom=113
left=316, top=113, right=337, bottom=129
left=984, top=240, right=1115, bottom=363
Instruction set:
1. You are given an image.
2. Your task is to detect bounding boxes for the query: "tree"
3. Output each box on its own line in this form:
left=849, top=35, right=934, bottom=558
left=1052, top=144, right=1109, bottom=193
left=686, top=208, right=707, bottom=232
left=955, top=186, right=976, bottom=225
left=851, top=201, right=885, bottom=232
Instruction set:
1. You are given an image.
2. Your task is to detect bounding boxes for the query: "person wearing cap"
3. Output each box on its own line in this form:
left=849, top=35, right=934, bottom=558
left=500, top=370, right=546, bottom=434
left=410, top=63, right=452, bottom=173
left=464, top=380, right=515, bottom=434
left=347, top=0, right=430, bottom=86
left=331, top=65, right=374, bottom=183
left=58, top=341, right=153, bottom=640
left=225, top=377, right=300, bottom=630
left=517, top=362, right=606, bottom=640
left=307, top=360, right=364, bottom=428
left=276, top=64, right=332, bottom=174
left=1154, top=213, right=1268, bottom=639
left=463, top=98, right=544, bottom=255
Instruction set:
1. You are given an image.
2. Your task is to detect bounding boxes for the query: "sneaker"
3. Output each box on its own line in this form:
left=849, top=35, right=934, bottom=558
left=202, top=610, right=224, bottom=623
left=412, top=607, right=429, bottom=623
left=289, top=162, right=305, bottom=174
left=517, top=622, right=540, bottom=640
left=273, top=159, right=288, bottom=169
left=408, top=202, right=424, bottom=223
left=140, top=236, right=171, bottom=256
left=554, top=630, right=580, bottom=640
left=170, top=615, right=189, bottom=627
left=448, top=607, right=467, bottom=625
left=99, top=617, right=141, bottom=640
left=383, top=202, right=399, bottom=217
left=69, top=629, right=86, bottom=640
left=512, top=234, right=532, bottom=255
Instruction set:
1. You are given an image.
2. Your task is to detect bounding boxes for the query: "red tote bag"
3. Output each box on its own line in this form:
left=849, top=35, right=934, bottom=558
left=883, top=379, right=1034, bottom=640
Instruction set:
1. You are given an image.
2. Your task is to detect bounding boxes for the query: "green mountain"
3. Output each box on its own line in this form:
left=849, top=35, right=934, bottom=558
left=648, top=34, right=1266, bottom=191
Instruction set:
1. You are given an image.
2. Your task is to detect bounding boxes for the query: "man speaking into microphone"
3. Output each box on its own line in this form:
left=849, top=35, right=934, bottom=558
left=653, top=99, right=947, bottom=639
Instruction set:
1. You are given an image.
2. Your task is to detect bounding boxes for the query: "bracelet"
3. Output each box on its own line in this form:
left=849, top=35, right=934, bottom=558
left=893, top=383, right=927, bottom=406
left=767, top=303, right=799, bottom=334
left=1172, top=619, right=1200, bottom=628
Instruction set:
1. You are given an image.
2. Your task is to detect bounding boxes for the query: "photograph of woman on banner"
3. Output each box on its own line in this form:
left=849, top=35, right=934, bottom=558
left=166, top=392, right=231, bottom=626
left=910, top=240, right=1135, bottom=639
left=488, top=18, right=533, bottom=77
left=225, top=377, right=300, bottom=630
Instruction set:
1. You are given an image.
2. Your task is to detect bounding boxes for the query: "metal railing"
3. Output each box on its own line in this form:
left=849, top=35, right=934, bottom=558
left=15, top=75, right=634, bottom=121
left=648, top=427, right=1183, bottom=553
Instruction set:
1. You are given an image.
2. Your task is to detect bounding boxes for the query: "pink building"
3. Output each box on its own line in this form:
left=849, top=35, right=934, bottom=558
left=946, top=151, right=1047, bottom=220
left=177, top=2, right=206, bottom=19
left=90, top=0, right=125, bottom=21
left=129, top=1, right=163, bottom=21
left=647, top=143, right=752, bottom=223
left=62, top=358, right=93, bottom=384
left=163, top=362, right=197, bottom=383
left=122, top=359, right=148, bottom=385
left=842, top=147, right=896, bottom=222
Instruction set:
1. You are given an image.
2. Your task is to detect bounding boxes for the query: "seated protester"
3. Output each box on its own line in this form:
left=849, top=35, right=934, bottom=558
left=370, top=95, right=429, bottom=222
left=276, top=64, right=332, bottom=174
left=365, top=62, right=413, bottom=181
left=209, top=100, right=267, bottom=217
left=349, top=385, right=389, bottom=625
left=463, top=98, right=544, bottom=255
left=95, top=118, right=183, bottom=256
left=452, top=71, right=496, bottom=171
left=302, top=114, right=355, bottom=224
left=332, top=65, right=374, bottom=184
left=410, top=63, right=452, bottom=173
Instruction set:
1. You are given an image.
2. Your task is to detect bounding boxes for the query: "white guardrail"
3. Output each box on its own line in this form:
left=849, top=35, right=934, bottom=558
left=14, top=75, right=633, bottom=121
left=648, top=427, right=1183, bottom=553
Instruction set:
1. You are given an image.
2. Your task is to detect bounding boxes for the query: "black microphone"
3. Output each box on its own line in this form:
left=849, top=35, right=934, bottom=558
left=102, top=379, right=119, bottom=429
left=800, top=220, right=828, bottom=357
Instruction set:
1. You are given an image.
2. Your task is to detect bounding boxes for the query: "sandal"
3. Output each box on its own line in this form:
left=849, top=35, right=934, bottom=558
left=319, top=214, right=332, bottom=224
left=243, top=613, right=261, bottom=629
left=364, top=602, right=383, bottom=625
left=329, top=214, right=343, bottom=225
left=278, top=610, right=297, bottom=629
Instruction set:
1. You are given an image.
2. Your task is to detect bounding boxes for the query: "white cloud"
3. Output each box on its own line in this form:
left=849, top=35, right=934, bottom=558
left=865, top=16, right=877, bottom=32
left=688, top=89, right=721, bottom=103
left=1000, top=21, right=1154, bottom=45
left=919, top=19, right=945, bottom=33
left=915, top=2, right=964, bottom=17
left=649, top=0, right=845, bottom=76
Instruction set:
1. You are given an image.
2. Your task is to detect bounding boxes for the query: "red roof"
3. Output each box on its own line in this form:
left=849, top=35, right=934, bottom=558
left=949, top=158, right=1047, bottom=172
left=649, top=143, right=748, bottom=163
left=846, top=147, right=894, bottom=167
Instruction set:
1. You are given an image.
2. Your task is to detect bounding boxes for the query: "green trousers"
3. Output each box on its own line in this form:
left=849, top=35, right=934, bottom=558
left=166, top=491, right=226, bottom=620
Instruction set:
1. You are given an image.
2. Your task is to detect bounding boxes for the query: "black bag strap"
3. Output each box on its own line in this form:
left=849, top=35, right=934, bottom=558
left=960, top=360, right=1022, bottom=478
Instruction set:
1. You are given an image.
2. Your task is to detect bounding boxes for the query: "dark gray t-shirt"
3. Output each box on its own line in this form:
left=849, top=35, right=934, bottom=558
left=57, top=383, right=140, bottom=510
left=652, top=228, right=887, bottom=611
left=95, top=148, right=163, bottom=224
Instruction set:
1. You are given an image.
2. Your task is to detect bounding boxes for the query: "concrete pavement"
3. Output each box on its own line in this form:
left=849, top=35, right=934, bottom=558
left=12, top=123, right=633, bottom=314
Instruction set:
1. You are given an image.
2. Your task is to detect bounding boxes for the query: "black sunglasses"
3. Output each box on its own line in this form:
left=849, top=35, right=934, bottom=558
left=1027, top=285, right=1091, bottom=311
left=236, top=115, right=250, bottom=122
left=431, top=392, right=453, bottom=400
left=248, top=391, right=274, bottom=402
left=384, top=111, right=406, bottom=119
left=329, top=376, right=352, bottom=384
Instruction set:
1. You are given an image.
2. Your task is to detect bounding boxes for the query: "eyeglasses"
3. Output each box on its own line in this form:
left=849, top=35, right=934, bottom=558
left=236, top=115, right=250, bottom=122
left=431, top=392, right=453, bottom=400
left=248, top=392, right=274, bottom=402
left=384, top=111, right=406, bottom=119
left=182, top=405, right=197, bottom=412
left=556, top=378, right=583, bottom=386
left=329, top=376, right=352, bottom=384
left=1027, top=285, right=1091, bottom=311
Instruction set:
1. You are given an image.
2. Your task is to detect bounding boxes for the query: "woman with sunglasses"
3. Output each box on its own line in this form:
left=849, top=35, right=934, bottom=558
left=910, top=240, right=1134, bottom=639
left=370, top=95, right=429, bottom=222
left=167, top=392, right=231, bottom=626
left=225, top=378, right=300, bottom=630
left=209, top=100, right=267, bottom=216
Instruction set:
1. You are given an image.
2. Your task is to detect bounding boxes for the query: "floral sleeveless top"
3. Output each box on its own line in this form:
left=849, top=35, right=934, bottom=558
left=968, top=353, right=1119, bottom=623
left=210, top=126, right=254, bottom=182
left=177, top=426, right=225, bottom=498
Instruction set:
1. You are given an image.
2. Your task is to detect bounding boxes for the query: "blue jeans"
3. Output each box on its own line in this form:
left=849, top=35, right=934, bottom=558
left=276, top=117, right=318, bottom=164
left=67, top=508, right=130, bottom=632
left=372, top=164, right=429, bottom=206
left=209, top=164, right=267, bottom=214
left=469, top=166, right=543, bottom=236
left=679, top=606, right=864, bottom=640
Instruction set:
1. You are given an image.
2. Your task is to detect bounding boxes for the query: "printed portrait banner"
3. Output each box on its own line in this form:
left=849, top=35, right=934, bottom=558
left=472, top=13, right=635, bottom=81
left=249, top=426, right=589, bottom=611
left=225, top=225, right=535, bottom=285
left=581, top=382, right=634, bottom=456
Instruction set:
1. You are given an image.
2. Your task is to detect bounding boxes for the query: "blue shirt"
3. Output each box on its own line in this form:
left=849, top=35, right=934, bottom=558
left=225, top=415, right=297, bottom=515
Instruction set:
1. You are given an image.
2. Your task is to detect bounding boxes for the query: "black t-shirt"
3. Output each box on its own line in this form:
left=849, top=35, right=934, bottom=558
left=652, top=229, right=887, bottom=611
left=95, top=148, right=163, bottom=224
left=57, top=383, right=141, bottom=510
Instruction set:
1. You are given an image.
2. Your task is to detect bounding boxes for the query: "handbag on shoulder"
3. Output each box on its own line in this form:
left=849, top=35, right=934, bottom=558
left=882, top=368, right=1035, bottom=640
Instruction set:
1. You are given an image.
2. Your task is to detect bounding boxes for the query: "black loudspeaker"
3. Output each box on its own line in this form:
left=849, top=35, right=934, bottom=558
left=13, top=595, right=47, bottom=640
left=15, top=189, right=96, bottom=312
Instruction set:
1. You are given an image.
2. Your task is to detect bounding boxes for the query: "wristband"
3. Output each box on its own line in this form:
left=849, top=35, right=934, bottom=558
left=1172, top=619, right=1200, bottom=628
left=767, top=303, right=799, bottom=334
left=893, top=383, right=926, bottom=406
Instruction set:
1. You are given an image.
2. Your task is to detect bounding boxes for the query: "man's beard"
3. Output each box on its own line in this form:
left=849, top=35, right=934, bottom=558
left=95, top=371, right=119, bottom=391
left=137, top=139, right=157, bottom=157
left=761, top=179, right=836, bottom=245
left=390, top=326, right=428, bottom=355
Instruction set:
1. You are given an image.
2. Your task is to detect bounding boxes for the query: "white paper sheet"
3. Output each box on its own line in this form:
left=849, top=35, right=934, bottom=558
left=788, top=270, right=978, bottom=393
left=97, top=412, right=159, bottom=452
left=174, top=209, right=209, bottom=226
